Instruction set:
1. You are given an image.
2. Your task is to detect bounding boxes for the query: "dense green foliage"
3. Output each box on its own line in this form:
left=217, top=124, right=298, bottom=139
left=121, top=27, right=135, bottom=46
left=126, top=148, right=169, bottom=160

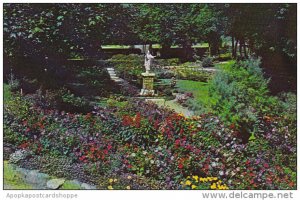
left=208, top=58, right=296, bottom=141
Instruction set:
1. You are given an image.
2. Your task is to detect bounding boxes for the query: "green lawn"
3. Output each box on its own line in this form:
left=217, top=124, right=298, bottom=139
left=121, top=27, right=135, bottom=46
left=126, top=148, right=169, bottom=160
left=214, top=59, right=235, bottom=69
left=4, top=84, right=12, bottom=102
left=159, top=79, right=214, bottom=112
left=101, top=45, right=131, bottom=49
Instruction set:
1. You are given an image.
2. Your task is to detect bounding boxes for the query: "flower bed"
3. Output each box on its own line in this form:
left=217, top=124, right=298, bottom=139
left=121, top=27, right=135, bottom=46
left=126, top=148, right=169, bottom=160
left=4, top=92, right=296, bottom=189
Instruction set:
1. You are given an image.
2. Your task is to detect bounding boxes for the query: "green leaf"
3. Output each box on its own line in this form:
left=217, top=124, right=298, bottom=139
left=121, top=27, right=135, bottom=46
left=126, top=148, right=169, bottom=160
left=32, top=27, right=43, bottom=34
left=248, top=132, right=256, bottom=141
left=57, top=15, right=64, bottom=20
left=89, top=21, right=96, bottom=26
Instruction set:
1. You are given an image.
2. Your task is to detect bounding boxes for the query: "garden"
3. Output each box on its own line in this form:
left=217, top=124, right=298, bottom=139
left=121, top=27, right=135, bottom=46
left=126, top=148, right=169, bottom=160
left=3, top=3, right=297, bottom=190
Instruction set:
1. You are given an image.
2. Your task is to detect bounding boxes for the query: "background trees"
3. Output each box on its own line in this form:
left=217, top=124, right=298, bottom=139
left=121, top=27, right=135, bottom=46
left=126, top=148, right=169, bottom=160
left=3, top=3, right=297, bottom=93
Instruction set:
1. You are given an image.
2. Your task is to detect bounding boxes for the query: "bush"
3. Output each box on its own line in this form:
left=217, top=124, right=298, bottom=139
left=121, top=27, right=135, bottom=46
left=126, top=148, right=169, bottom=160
left=208, top=58, right=276, bottom=140
left=175, top=64, right=212, bottom=82
left=201, top=57, right=214, bottom=68
left=154, top=58, right=180, bottom=66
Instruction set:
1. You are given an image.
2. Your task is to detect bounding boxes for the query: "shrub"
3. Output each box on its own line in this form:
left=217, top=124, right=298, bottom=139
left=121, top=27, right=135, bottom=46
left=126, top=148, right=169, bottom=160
left=154, top=58, right=180, bottom=66
left=208, top=58, right=276, bottom=140
left=201, top=57, right=214, bottom=68
left=175, top=64, right=212, bottom=82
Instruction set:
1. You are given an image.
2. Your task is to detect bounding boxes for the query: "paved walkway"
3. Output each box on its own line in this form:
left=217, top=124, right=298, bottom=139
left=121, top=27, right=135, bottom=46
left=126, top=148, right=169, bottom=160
left=145, top=98, right=194, bottom=117
left=106, top=68, right=124, bottom=84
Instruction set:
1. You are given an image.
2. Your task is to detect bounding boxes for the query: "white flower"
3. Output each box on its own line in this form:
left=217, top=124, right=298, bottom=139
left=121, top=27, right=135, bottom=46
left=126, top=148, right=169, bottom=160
left=131, top=153, right=136, bottom=157
left=150, top=160, right=154, bottom=164
left=211, top=162, right=217, bottom=167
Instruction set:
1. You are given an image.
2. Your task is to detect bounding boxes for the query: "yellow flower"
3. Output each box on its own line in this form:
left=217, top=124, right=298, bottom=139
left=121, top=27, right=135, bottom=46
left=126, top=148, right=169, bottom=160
left=108, top=185, right=113, bottom=190
left=127, top=176, right=132, bottom=180
left=178, top=113, right=184, bottom=117
left=126, top=186, right=131, bottom=190
left=185, top=180, right=192, bottom=186
left=109, top=179, right=113, bottom=183
left=180, top=181, right=184, bottom=185
left=210, top=183, right=217, bottom=190
left=192, top=175, right=199, bottom=181
left=114, top=179, right=118, bottom=182
left=212, top=177, right=218, bottom=181
left=192, top=185, right=197, bottom=189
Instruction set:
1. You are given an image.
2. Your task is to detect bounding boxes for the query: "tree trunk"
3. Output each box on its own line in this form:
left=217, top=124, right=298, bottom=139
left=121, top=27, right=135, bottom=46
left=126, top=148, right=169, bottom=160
left=208, top=32, right=220, bottom=57
left=234, top=39, right=238, bottom=58
left=243, top=43, right=248, bottom=58
left=239, top=40, right=242, bottom=58
left=182, top=40, right=193, bottom=62
left=231, top=36, right=235, bottom=58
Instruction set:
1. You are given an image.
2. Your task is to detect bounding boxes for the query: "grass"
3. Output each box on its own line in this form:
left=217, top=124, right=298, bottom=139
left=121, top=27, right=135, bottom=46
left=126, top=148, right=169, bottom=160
left=214, top=59, right=235, bottom=69
left=102, top=43, right=209, bottom=49
left=4, top=83, right=12, bottom=102
left=4, top=161, right=32, bottom=189
left=102, top=45, right=131, bottom=49
left=160, top=79, right=214, bottom=110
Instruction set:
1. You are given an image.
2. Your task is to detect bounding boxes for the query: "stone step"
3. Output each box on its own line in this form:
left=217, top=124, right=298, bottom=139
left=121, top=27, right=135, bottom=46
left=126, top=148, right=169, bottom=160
left=112, top=78, right=123, bottom=82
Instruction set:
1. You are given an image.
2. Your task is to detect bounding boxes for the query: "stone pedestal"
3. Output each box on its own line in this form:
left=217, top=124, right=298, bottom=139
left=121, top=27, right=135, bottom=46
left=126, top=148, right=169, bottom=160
left=140, top=72, right=155, bottom=96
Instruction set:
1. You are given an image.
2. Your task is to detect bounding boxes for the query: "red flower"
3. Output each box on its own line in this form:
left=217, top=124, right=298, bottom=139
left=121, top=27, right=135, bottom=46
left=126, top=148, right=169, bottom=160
left=179, top=128, right=184, bottom=135
left=263, top=163, right=269, bottom=168
left=90, top=146, right=95, bottom=153
left=289, top=182, right=295, bottom=187
left=79, top=155, right=86, bottom=161
left=107, top=144, right=112, bottom=150
left=249, top=172, right=255, bottom=177
left=178, top=163, right=184, bottom=169
left=19, top=142, right=29, bottom=149
left=230, top=123, right=235, bottom=129
left=135, top=112, right=141, bottom=128
left=245, top=160, right=251, bottom=165
left=85, top=113, right=92, bottom=120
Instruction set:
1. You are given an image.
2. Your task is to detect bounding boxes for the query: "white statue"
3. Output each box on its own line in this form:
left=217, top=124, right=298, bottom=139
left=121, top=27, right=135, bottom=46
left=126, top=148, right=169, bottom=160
left=145, top=50, right=155, bottom=73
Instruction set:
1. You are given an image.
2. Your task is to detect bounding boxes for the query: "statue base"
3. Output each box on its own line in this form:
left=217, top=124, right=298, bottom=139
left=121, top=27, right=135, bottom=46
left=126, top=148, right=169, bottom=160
left=140, top=72, right=155, bottom=96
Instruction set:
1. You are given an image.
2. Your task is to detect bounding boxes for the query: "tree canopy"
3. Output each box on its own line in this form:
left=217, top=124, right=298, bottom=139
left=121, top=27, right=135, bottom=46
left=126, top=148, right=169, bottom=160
left=3, top=3, right=296, bottom=77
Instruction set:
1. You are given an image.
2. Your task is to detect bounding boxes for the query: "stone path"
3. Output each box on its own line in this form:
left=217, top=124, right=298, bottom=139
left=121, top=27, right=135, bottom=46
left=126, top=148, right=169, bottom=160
left=106, top=67, right=139, bottom=96
left=106, top=68, right=124, bottom=83
left=145, top=98, right=194, bottom=117
left=106, top=67, right=193, bottom=116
